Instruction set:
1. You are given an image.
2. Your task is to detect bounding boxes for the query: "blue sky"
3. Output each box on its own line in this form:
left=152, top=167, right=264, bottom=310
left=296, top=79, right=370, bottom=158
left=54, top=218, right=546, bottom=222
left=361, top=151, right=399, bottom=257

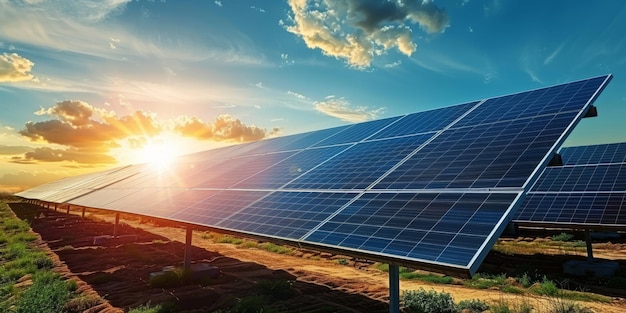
left=1, top=0, right=625, bottom=192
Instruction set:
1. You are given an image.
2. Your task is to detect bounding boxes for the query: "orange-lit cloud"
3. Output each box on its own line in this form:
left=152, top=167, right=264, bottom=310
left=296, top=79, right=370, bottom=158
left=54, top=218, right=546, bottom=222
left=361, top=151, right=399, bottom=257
left=22, top=100, right=161, bottom=150
left=173, top=115, right=281, bottom=142
left=11, top=147, right=116, bottom=164
left=0, top=52, right=36, bottom=82
left=15, top=100, right=279, bottom=165
left=314, top=96, right=384, bottom=122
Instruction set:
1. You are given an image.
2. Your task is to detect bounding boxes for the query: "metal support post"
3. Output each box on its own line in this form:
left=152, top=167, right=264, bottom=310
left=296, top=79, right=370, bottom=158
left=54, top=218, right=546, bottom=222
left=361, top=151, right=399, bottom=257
left=389, top=264, right=400, bottom=313
left=184, top=226, right=193, bottom=270
left=114, top=213, right=120, bottom=238
left=585, top=229, right=594, bottom=263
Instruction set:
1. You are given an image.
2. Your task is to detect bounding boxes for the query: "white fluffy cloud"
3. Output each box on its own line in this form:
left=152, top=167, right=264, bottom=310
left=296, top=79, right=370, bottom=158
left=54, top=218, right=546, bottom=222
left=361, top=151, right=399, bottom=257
left=0, top=53, right=36, bottom=82
left=314, top=96, right=384, bottom=122
left=285, top=0, right=449, bottom=68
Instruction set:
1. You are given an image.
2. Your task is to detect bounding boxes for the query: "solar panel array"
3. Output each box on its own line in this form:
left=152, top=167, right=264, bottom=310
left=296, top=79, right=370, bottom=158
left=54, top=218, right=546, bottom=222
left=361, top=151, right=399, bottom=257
left=514, top=141, right=626, bottom=228
left=16, top=75, right=612, bottom=275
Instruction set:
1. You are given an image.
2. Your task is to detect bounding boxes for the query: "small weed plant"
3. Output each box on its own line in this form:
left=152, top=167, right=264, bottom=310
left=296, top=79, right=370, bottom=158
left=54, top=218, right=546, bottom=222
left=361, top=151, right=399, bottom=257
left=402, top=288, right=457, bottom=313
left=551, top=232, right=575, bottom=242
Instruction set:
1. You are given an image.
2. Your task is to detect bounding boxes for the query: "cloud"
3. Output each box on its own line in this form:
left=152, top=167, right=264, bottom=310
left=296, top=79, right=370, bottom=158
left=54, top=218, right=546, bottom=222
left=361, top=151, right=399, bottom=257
left=287, top=91, right=306, bottom=99
left=314, top=96, right=384, bottom=122
left=12, top=147, right=116, bottom=164
left=173, top=115, right=281, bottom=142
left=22, top=100, right=162, bottom=150
left=0, top=145, right=33, bottom=155
left=0, top=53, right=36, bottom=82
left=0, top=170, right=73, bottom=193
left=284, top=0, right=449, bottom=68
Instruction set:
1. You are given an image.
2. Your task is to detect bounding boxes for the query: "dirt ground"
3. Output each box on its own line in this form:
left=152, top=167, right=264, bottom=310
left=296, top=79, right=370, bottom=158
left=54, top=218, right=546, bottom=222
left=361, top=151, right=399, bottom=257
left=8, top=202, right=626, bottom=313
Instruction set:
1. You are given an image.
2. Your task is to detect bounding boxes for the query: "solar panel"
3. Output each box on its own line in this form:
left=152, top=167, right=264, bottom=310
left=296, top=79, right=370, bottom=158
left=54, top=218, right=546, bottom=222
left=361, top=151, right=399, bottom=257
left=514, top=141, right=626, bottom=228
left=216, top=191, right=358, bottom=239
left=303, top=192, right=520, bottom=269
left=560, top=142, right=626, bottom=165
left=286, top=134, right=432, bottom=190
left=368, top=101, right=479, bottom=140
left=17, top=74, right=612, bottom=275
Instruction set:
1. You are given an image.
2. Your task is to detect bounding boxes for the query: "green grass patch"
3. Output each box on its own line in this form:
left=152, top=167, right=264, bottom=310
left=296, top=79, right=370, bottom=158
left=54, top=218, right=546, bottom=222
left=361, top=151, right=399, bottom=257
left=15, top=272, right=73, bottom=313
left=260, top=242, right=292, bottom=255
left=215, top=235, right=243, bottom=245
left=464, top=273, right=509, bottom=290
left=238, top=240, right=259, bottom=249
left=551, top=232, right=574, bottom=242
left=128, top=301, right=177, bottom=313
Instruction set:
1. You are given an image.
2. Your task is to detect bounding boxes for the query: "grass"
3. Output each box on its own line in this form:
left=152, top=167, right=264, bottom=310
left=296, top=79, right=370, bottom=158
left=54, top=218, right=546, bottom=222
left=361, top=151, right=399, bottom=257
left=214, top=235, right=244, bottom=245
left=260, top=242, right=292, bottom=255
left=0, top=201, right=101, bottom=312
left=373, top=263, right=454, bottom=284
left=128, top=301, right=177, bottom=313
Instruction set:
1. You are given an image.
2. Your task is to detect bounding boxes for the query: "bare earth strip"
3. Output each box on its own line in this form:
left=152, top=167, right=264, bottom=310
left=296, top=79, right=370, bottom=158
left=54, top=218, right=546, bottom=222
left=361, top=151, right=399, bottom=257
left=8, top=202, right=626, bottom=313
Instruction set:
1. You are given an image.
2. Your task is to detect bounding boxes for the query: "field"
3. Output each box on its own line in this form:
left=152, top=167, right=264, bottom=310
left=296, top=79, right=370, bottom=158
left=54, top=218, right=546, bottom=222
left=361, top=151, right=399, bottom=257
left=2, top=200, right=626, bottom=313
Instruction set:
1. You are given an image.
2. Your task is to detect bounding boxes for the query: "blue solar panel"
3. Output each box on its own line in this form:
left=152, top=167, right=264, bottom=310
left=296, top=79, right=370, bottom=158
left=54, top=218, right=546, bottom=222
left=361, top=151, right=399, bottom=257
left=18, top=74, right=612, bottom=276
left=454, top=76, right=608, bottom=127
left=368, top=101, right=479, bottom=140
left=515, top=193, right=626, bottom=226
left=531, top=164, right=626, bottom=192
left=375, top=112, right=580, bottom=189
left=232, top=145, right=348, bottom=189
left=168, top=190, right=271, bottom=225
left=194, top=151, right=298, bottom=188
left=276, top=125, right=351, bottom=151
left=304, top=192, right=519, bottom=269
left=514, top=141, right=626, bottom=228
left=312, top=116, right=403, bottom=147
left=215, top=191, right=358, bottom=239
left=560, top=142, right=626, bottom=165
left=287, top=134, right=432, bottom=190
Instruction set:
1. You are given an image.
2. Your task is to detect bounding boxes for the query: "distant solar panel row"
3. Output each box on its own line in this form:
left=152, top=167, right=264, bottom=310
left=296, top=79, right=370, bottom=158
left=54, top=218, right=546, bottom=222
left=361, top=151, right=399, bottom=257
left=514, top=141, right=626, bottom=228
left=17, top=75, right=612, bottom=275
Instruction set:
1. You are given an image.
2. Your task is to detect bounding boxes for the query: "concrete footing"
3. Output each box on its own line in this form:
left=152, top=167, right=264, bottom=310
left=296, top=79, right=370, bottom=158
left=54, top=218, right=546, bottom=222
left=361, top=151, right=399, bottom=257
left=563, top=260, right=619, bottom=279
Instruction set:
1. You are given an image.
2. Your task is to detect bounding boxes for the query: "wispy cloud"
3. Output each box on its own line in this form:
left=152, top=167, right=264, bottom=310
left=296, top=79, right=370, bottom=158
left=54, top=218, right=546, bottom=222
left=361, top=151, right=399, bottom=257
left=544, top=42, right=565, bottom=65
left=0, top=53, right=36, bottom=82
left=287, top=91, right=306, bottom=99
left=314, top=96, right=384, bottom=122
left=284, top=0, right=449, bottom=69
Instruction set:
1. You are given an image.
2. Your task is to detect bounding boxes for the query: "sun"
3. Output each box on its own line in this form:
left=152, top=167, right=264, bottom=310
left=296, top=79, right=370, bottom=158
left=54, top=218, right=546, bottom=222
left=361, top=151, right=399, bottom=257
left=136, top=136, right=180, bottom=169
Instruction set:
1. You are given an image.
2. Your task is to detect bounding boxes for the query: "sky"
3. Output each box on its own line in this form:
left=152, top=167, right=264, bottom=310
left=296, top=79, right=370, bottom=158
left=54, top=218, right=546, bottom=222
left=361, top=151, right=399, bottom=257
left=1, top=0, right=625, bottom=193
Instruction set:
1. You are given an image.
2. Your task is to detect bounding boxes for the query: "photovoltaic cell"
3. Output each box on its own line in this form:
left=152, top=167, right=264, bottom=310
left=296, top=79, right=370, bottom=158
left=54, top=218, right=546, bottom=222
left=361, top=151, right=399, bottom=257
left=453, top=76, right=607, bottom=128
left=514, top=141, right=626, bottom=228
left=560, top=142, right=626, bottom=165
left=303, top=192, right=519, bottom=268
left=169, top=190, right=270, bottom=225
left=232, top=145, right=349, bottom=189
left=531, top=164, right=626, bottom=192
left=368, top=101, right=479, bottom=140
left=215, top=191, right=357, bottom=240
left=193, top=151, right=297, bottom=188
left=276, top=125, right=351, bottom=151
left=310, top=116, right=402, bottom=147
left=375, top=112, right=580, bottom=189
left=287, top=134, right=432, bottom=190
left=515, top=193, right=626, bottom=226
